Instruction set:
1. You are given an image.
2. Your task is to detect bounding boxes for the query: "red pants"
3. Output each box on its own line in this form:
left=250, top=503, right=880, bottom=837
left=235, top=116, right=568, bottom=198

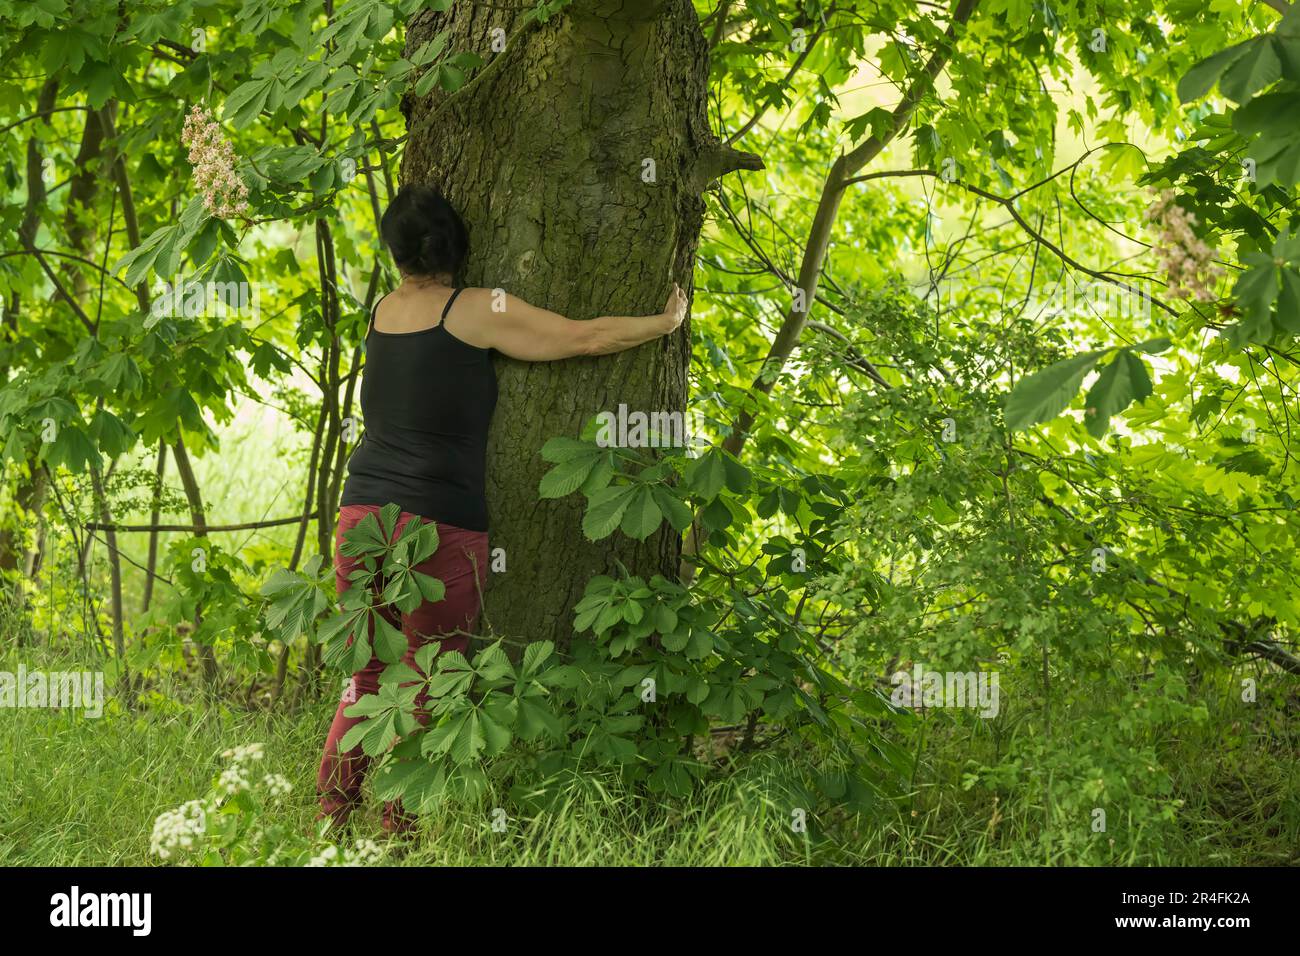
left=316, top=504, right=488, bottom=831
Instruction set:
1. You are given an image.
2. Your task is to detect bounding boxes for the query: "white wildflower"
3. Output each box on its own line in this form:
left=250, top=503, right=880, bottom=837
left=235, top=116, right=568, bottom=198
left=149, top=799, right=208, bottom=860
left=217, top=764, right=252, bottom=797
left=221, top=743, right=265, bottom=765
left=261, top=773, right=293, bottom=800
left=306, top=838, right=386, bottom=867
left=307, top=845, right=340, bottom=867
left=345, top=838, right=385, bottom=866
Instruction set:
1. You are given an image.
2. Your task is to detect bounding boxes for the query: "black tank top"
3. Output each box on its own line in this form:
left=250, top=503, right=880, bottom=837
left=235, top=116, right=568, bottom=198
left=340, top=289, right=497, bottom=531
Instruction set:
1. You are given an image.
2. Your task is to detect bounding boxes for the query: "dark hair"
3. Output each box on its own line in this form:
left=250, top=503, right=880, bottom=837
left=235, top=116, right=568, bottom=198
left=380, top=183, right=468, bottom=279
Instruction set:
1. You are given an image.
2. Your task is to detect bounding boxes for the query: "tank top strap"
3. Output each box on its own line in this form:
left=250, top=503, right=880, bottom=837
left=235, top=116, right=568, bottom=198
left=367, top=292, right=391, bottom=338
left=438, top=287, right=464, bottom=327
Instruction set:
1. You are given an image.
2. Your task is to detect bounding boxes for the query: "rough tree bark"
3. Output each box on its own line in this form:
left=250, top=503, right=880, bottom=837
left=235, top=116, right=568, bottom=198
left=401, top=0, right=757, bottom=645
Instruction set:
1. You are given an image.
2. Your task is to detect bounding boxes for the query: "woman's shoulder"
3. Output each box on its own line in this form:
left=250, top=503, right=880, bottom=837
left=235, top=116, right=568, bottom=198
left=441, top=286, right=500, bottom=349
left=452, top=286, right=502, bottom=307
left=449, top=286, right=531, bottom=325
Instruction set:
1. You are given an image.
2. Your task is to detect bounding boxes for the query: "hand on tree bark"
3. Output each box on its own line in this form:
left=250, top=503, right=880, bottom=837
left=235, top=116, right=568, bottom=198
left=662, top=283, right=687, bottom=333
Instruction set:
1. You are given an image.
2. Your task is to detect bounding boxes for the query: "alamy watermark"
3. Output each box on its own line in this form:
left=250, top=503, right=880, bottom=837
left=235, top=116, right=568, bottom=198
left=49, top=886, right=150, bottom=936
left=1022, top=279, right=1153, bottom=324
left=926, top=263, right=1153, bottom=325
left=890, top=664, right=1000, bottom=718
left=0, top=665, right=105, bottom=718
left=147, top=275, right=260, bottom=327
left=594, top=403, right=707, bottom=451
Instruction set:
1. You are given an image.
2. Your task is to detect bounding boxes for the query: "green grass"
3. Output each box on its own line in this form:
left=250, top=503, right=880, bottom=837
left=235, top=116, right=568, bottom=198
left=3, top=644, right=1295, bottom=866
left=0, top=692, right=833, bottom=866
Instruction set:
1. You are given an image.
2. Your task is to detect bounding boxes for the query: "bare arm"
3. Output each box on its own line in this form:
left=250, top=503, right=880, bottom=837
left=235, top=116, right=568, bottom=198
left=461, top=285, right=687, bottom=361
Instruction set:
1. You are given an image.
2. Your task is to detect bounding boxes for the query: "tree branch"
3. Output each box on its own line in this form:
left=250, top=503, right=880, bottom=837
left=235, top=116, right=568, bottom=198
left=85, top=513, right=314, bottom=534
left=725, top=7, right=833, bottom=145
left=719, top=0, right=979, bottom=460
left=842, top=167, right=1179, bottom=317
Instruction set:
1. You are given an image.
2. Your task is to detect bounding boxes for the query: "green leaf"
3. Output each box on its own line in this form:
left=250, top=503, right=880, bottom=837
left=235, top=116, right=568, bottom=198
left=520, top=641, right=554, bottom=678
left=701, top=496, right=732, bottom=532
left=1178, top=39, right=1254, bottom=103
left=117, top=224, right=181, bottom=289
left=1082, top=350, right=1152, bottom=438
left=652, top=603, right=678, bottom=636
left=436, top=63, right=468, bottom=93
left=474, top=642, right=515, bottom=682
left=582, top=484, right=634, bottom=541
left=89, top=408, right=135, bottom=457
left=1231, top=259, right=1279, bottom=344
left=372, top=613, right=408, bottom=664
left=478, top=701, right=514, bottom=755
left=1131, top=337, right=1172, bottom=354
left=685, top=450, right=726, bottom=500
left=340, top=511, right=389, bottom=557
left=620, top=485, right=663, bottom=540
left=1219, top=38, right=1282, bottom=104
left=44, top=425, right=99, bottom=473
left=414, top=571, right=446, bottom=604
left=1277, top=267, right=1300, bottom=333
left=651, top=485, right=693, bottom=533
left=539, top=453, right=598, bottom=498
left=721, top=454, right=752, bottom=493
left=223, top=78, right=274, bottom=129
left=516, top=697, right=561, bottom=741
left=410, top=32, right=448, bottom=67
left=378, top=503, right=401, bottom=541
left=1004, top=350, right=1108, bottom=431
left=450, top=711, right=486, bottom=762
left=97, top=353, right=143, bottom=395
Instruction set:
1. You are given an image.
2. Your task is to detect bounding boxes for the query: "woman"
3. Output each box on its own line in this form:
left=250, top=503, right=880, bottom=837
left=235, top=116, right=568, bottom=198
left=317, top=183, right=686, bottom=831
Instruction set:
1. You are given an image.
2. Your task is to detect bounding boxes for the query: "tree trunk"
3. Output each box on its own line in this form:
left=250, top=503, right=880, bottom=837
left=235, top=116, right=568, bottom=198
left=170, top=435, right=219, bottom=691
left=141, top=442, right=167, bottom=613
left=0, top=80, right=59, bottom=579
left=401, top=0, right=747, bottom=646
left=89, top=462, right=130, bottom=701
